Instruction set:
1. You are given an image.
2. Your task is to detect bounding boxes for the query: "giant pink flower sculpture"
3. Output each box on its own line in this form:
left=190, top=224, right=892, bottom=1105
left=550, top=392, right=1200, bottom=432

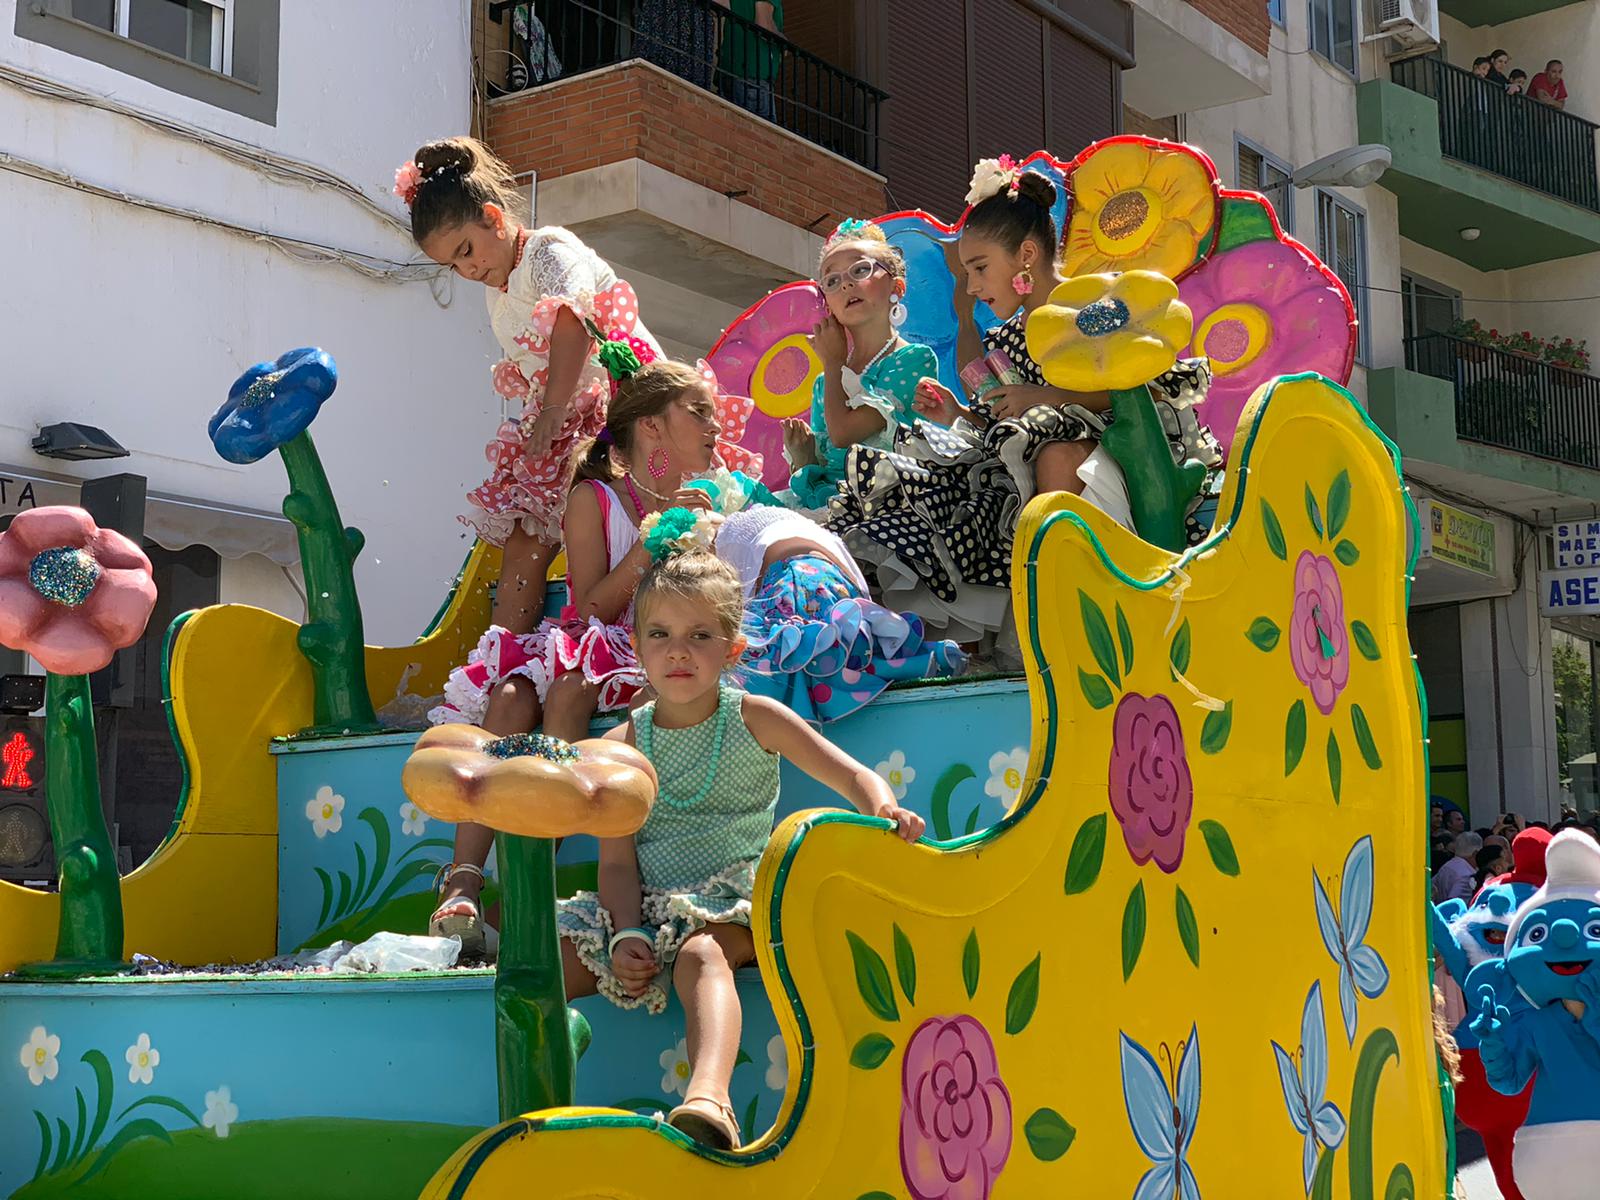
left=1108, top=693, right=1194, bottom=873
left=900, top=1015, right=1012, bottom=1200
left=1290, top=551, right=1350, bottom=716
left=1178, top=238, right=1356, bottom=456
left=0, top=507, right=157, bottom=675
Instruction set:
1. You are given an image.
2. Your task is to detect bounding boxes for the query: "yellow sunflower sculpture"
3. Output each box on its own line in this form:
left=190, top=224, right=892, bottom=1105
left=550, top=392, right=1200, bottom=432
left=1026, top=271, right=1193, bottom=392
left=1062, top=140, right=1218, bottom=279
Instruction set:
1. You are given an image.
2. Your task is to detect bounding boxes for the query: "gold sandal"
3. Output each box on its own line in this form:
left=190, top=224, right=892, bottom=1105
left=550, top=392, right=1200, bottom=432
left=667, top=1094, right=741, bottom=1150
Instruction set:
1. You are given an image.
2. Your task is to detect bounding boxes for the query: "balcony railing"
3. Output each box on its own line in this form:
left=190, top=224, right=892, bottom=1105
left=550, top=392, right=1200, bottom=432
left=487, top=0, right=886, bottom=171
left=1391, top=56, right=1600, bottom=212
left=1407, top=332, right=1600, bottom=472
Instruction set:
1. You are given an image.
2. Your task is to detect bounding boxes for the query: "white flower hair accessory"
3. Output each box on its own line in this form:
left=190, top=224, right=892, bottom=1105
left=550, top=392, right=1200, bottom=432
left=682, top=468, right=751, bottom=516
left=965, top=154, right=1021, bottom=207
left=640, top=507, right=724, bottom=562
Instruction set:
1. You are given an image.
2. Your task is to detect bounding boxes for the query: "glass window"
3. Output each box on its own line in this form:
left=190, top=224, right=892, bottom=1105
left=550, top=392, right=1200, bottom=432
left=1238, top=141, right=1294, bottom=233
left=1553, top=629, right=1600, bottom=819
left=68, top=0, right=233, bottom=76
left=1317, top=190, right=1369, bottom=363
left=1309, top=0, right=1358, bottom=74
left=1400, top=273, right=1461, bottom=344
left=1268, top=0, right=1285, bottom=26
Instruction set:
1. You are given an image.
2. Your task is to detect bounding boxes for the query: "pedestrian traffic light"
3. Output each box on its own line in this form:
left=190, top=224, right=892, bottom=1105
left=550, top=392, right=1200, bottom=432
left=0, top=718, right=49, bottom=879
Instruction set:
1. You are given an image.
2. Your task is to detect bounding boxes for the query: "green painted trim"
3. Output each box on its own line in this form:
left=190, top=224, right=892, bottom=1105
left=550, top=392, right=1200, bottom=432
left=1367, top=366, right=1600, bottom=506
left=445, top=371, right=1449, bottom=1188
left=1439, top=0, right=1585, bottom=27
left=1357, top=80, right=1600, bottom=270
left=416, top=547, right=480, bottom=642
left=156, top=610, right=200, bottom=849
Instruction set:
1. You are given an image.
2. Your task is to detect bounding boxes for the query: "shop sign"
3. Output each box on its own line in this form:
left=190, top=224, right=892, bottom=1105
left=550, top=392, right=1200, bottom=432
left=1541, top=567, right=1600, bottom=616
left=1422, top=500, right=1495, bottom=576
left=0, top=472, right=75, bottom=517
left=1555, top=520, right=1600, bottom=569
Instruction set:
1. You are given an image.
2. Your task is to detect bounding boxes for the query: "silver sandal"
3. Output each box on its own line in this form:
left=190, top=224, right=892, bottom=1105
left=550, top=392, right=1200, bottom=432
left=430, top=864, right=498, bottom=963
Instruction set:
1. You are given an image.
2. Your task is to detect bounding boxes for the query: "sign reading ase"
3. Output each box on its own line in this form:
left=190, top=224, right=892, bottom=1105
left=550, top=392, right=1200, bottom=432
left=1541, top=567, right=1600, bottom=615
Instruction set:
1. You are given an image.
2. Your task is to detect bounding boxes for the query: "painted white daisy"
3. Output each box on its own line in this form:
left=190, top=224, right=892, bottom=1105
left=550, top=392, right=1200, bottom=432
left=202, top=1086, right=238, bottom=1138
left=19, top=1027, right=59, bottom=1086
left=658, top=1038, right=691, bottom=1098
left=306, top=786, right=344, bottom=838
left=984, top=747, right=1030, bottom=807
left=765, top=1033, right=788, bottom=1092
left=874, top=750, right=916, bottom=801
left=399, top=801, right=428, bottom=837
left=125, top=1033, right=160, bottom=1085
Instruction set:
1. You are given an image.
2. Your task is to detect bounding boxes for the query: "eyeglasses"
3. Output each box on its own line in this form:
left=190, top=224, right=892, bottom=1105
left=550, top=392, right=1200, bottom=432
left=819, top=259, right=887, bottom=294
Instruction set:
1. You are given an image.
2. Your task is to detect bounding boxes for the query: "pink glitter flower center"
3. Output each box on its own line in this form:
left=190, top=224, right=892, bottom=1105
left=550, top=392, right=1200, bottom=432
left=1204, top=318, right=1251, bottom=363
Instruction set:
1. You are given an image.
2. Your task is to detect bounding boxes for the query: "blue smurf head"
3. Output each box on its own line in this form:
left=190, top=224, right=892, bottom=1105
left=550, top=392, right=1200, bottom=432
left=1504, top=830, right=1600, bottom=1007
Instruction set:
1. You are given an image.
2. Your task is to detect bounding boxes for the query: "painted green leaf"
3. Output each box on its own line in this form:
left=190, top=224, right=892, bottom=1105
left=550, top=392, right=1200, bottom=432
left=845, top=931, right=899, bottom=1022
left=1215, top=194, right=1277, bottom=253
left=1311, top=1147, right=1336, bottom=1200
left=1176, top=886, right=1201, bottom=967
left=1385, top=1164, right=1416, bottom=1200
left=1078, top=669, right=1114, bottom=710
left=1199, top=819, right=1241, bottom=876
left=1335, top=539, right=1361, bottom=566
left=116, top=1094, right=203, bottom=1127
left=82, top=1050, right=112, bottom=1157
left=1063, top=813, right=1108, bottom=895
left=76, top=1119, right=173, bottom=1187
left=962, top=806, right=983, bottom=836
left=1079, top=590, right=1121, bottom=688
left=1169, top=618, right=1192, bottom=681
left=892, top=924, right=917, bottom=1005
left=930, top=762, right=977, bottom=842
left=607, top=1095, right=677, bottom=1114
left=1005, top=953, right=1042, bottom=1035
left=1261, top=499, right=1288, bottom=561
left=1326, top=470, right=1352, bottom=540
left=334, top=871, right=352, bottom=922
left=1115, top=603, right=1135, bottom=675
left=358, top=806, right=392, bottom=905
left=50, top=1118, right=70, bottom=1175
left=1286, top=699, right=1307, bottom=775
left=31, top=1110, right=49, bottom=1182
left=1024, top=1107, right=1078, bottom=1161
left=1247, top=617, right=1281, bottom=652
left=314, top=867, right=335, bottom=930
left=1328, top=729, right=1343, bottom=804
left=735, top=1047, right=753, bottom=1067
left=1352, top=620, right=1381, bottom=661
left=1351, top=704, right=1382, bottom=770
left=352, top=842, right=369, bottom=916
left=1200, top=700, right=1233, bottom=755
left=1305, top=483, right=1324, bottom=539
left=69, top=1087, right=87, bottom=1163
left=857, top=1194, right=898, bottom=1200
left=1121, top=881, right=1147, bottom=982
left=850, top=1033, right=896, bottom=1070
left=962, top=928, right=981, bottom=999
left=743, top=1093, right=761, bottom=1143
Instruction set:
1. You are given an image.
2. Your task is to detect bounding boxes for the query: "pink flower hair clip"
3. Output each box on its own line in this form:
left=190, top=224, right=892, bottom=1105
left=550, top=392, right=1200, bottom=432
left=393, top=160, right=424, bottom=208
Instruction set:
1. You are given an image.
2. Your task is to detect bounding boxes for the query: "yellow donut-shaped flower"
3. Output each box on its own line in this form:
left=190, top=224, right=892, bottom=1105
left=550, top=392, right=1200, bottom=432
left=1025, top=271, right=1193, bottom=393
left=1061, top=141, right=1217, bottom=278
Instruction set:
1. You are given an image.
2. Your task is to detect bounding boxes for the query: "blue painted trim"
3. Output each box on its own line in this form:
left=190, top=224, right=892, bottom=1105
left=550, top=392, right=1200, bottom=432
left=0, top=972, right=495, bottom=998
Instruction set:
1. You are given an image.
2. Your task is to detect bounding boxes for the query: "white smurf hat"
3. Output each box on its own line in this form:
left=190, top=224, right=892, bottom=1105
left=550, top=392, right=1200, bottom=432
left=1506, top=829, right=1600, bottom=947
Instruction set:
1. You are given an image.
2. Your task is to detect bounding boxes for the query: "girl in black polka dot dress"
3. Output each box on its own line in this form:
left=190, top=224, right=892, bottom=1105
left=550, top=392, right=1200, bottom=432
left=826, top=164, right=1221, bottom=656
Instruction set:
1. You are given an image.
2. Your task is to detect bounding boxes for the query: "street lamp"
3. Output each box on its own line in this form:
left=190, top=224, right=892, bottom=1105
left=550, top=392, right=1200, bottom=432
left=1292, top=144, right=1393, bottom=189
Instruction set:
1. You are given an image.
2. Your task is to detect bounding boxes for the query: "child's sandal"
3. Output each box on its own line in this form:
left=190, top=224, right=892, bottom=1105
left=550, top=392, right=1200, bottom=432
left=667, top=1095, right=742, bottom=1150
left=430, top=865, right=497, bottom=964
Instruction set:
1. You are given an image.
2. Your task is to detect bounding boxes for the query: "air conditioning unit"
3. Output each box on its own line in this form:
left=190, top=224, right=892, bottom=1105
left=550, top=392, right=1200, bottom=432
left=1375, top=0, right=1439, bottom=49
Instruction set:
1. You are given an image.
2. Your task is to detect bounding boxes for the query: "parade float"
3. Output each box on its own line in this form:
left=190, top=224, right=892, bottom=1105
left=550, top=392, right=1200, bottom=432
left=0, top=137, right=1460, bottom=1200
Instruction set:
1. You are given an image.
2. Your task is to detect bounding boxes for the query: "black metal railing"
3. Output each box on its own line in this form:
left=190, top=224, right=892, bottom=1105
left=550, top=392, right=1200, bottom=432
left=1391, top=56, right=1600, bottom=212
left=1407, top=332, right=1600, bottom=471
left=486, top=0, right=885, bottom=171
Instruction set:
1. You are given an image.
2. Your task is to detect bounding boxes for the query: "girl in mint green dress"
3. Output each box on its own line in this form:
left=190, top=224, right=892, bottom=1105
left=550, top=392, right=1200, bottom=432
left=781, top=221, right=939, bottom=511
left=556, top=540, right=924, bottom=1150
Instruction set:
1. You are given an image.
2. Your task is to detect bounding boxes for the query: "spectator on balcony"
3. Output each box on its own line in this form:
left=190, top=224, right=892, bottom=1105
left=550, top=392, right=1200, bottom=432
left=636, top=0, right=717, bottom=90
left=1506, top=69, right=1528, bottom=97
left=715, top=0, right=782, bottom=121
left=1485, top=49, right=1511, bottom=88
left=1531, top=60, right=1568, bottom=109
left=1470, top=56, right=1491, bottom=81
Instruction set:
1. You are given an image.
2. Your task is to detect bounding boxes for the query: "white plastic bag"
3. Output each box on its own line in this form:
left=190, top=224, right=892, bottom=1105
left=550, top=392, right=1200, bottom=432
left=336, top=932, right=462, bottom=973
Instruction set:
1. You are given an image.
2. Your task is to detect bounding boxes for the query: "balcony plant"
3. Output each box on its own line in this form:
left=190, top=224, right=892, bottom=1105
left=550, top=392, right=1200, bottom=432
left=1545, top=337, right=1592, bottom=388
left=1446, top=317, right=1494, bottom=363
left=1499, top=329, right=1546, bottom=375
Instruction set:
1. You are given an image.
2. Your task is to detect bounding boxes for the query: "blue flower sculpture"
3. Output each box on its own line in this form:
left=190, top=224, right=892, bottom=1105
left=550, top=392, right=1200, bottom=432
left=210, top=347, right=338, bottom=464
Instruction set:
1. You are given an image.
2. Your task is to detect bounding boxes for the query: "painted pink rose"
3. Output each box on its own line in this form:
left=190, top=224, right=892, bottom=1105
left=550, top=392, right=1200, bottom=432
left=0, top=507, right=156, bottom=675
left=900, top=1015, right=1012, bottom=1200
left=1290, top=550, right=1350, bottom=716
left=1108, top=693, right=1194, bottom=873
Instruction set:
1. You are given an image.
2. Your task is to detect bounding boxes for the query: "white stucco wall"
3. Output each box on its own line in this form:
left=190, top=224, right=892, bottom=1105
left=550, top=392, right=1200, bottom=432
left=0, top=0, right=504, bottom=645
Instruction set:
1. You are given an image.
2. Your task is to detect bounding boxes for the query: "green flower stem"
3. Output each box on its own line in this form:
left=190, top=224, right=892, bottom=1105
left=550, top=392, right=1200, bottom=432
left=1098, top=386, right=1207, bottom=554
left=493, top=833, right=587, bottom=1119
left=17, top=673, right=123, bottom=977
left=275, top=431, right=378, bottom=734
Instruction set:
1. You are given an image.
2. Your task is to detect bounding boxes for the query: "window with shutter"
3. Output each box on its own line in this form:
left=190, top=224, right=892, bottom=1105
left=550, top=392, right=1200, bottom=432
left=1237, top=141, right=1293, bottom=233
left=973, top=0, right=1044, bottom=158
left=881, top=0, right=971, bottom=212
left=1317, top=190, right=1369, bottom=364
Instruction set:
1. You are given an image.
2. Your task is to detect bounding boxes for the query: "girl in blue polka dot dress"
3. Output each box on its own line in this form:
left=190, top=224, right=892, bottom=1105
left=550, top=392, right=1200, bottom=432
left=780, top=219, right=938, bottom=511
left=556, top=542, right=924, bottom=1151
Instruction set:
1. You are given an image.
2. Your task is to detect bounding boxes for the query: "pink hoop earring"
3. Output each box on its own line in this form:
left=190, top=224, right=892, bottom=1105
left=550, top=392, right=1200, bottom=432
left=1012, top=267, right=1034, bottom=297
left=647, top=449, right=669, bottom=479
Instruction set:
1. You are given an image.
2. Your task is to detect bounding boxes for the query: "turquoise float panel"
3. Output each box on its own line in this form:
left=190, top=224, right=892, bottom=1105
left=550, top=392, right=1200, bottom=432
left=274, top=679, right=1031, bottom=954
left=0, top=968, right=779, bottom=1199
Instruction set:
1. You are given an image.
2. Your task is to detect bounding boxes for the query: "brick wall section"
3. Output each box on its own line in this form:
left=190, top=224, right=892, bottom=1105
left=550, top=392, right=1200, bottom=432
left=1123, top=104, right=1179, bottom=141
left=1185, top=0, right=1269, bottom=56
left=486, top=64, right=887, bottom=233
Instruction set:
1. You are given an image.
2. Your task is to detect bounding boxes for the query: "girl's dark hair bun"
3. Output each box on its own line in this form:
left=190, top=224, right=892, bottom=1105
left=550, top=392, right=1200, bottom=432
left=414, top=138, right=476, bottom=181
left=1015, top=172, right=1057, bottom=209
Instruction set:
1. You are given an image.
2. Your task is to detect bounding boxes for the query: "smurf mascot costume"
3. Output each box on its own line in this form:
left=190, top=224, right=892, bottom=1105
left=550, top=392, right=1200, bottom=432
left=1468, top=829, right=1600, bottom=1199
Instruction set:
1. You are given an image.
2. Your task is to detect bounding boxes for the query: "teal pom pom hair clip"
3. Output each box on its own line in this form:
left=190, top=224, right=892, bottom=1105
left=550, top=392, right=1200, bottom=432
left=640, top=507, right=722, bottom=563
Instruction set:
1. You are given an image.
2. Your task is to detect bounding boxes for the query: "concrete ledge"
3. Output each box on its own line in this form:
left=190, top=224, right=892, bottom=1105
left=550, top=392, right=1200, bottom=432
left=1122, top=0, right=1270, bottom=118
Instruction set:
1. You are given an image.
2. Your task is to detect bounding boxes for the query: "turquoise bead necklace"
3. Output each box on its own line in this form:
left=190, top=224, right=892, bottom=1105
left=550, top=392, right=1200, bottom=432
left=638, top=689, right=730, bottom=809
